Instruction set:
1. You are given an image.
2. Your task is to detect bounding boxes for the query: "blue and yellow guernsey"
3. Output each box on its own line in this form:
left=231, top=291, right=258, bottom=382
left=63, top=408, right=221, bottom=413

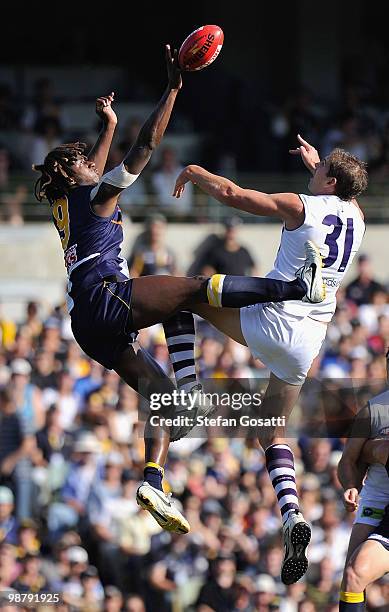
left=51, top=185, right=130, bottom=311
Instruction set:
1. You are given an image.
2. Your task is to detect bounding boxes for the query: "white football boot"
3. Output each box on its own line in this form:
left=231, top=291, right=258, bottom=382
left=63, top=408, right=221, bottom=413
left=296, top=240, right=326, bottom=304
left=170, top=383, right=217, bottom=441
left=136, top=481, right=190, bottom=534
left=281, top=510, right=311, bottom=584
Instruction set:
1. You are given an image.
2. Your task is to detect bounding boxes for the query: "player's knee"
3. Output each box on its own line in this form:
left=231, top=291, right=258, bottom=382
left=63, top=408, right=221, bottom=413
left=192, top=274, right=209, bottom=285
left=344, top=559, right=368, bottom=592
left=114, top=344, right=137, bottom=373
left=185, top=275, right=209, bottom=302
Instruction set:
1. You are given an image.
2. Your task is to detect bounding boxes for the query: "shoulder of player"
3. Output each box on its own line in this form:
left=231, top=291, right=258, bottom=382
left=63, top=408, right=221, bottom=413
left=67, top=184, right=95, bottom=204
left=70, top=184, right=95, bottom=195
left=350, top=198, right=365, bottom=221
left=270, top=192, right=304, bottom=215
left=269, top=192, right=305, bottom=228
left=369, top=389, right=389, bottom=410
left=70, top=184, right=120, bottom=219
left=300, top=193, right=365, bottom=220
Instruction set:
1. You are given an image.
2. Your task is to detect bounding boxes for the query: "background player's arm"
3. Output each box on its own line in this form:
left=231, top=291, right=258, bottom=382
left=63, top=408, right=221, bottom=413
left=173, top=165, right=304, bottom=228
left=338, top=404, right=371, bottom=511
left=91, top=45, right=182, bottom=217
left=289, top=134, right=321, bottom=175
left=88, top=93, right=117, bottom=176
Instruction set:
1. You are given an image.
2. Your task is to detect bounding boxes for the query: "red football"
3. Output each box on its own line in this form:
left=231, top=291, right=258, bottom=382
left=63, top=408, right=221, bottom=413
left=178, top=25, right=224, bottom=72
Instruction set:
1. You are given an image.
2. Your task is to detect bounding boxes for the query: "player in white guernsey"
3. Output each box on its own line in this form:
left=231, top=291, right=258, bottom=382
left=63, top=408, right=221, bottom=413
left=173, top=135, right=368, bottom=584
left=338, top=379, right=389, bottom=611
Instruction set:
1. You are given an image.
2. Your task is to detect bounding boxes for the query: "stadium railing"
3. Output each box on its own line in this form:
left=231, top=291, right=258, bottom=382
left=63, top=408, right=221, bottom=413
left=2, top=173, right=389, bottom=223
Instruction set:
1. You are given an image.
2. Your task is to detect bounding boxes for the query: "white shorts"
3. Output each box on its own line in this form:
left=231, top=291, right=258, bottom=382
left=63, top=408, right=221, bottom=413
left=355, top=496, right=388, bottom=527
left=240, top=303, right=327, bottom=385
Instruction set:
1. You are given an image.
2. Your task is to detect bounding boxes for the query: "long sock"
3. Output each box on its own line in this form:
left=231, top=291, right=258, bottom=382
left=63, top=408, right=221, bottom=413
left=163, top=311, right=197, bottom=393
left=206, top=274, right=306, bottom=307
left=265, top=444, right=299, bottom=523
left=339, top=592, right=365, bottom=610
left=144, top=462, right=164, bottom=491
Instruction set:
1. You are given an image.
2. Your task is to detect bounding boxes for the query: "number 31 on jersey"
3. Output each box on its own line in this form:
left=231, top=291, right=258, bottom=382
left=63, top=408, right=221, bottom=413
left=322, top=214, right=354, bottom=272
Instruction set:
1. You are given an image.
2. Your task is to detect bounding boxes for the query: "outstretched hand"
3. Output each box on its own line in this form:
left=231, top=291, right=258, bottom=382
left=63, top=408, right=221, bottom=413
left=96, top=92, right=117, bottom=126
left=166, top=44, right=182, bottom=91
left=289, top=134, right=320, bottom=175
left=173, top=166, right=191, bottom=198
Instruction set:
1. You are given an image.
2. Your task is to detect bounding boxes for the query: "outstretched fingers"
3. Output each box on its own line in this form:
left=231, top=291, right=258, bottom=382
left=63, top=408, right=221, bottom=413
left=165, top=44, right=172, bottom=64
left=297, top=133, right=311, bottom=149
left=172, top=184, right=185, bottom=198
left=289, top=134, right=314, bottom=156
left=96, top=92, right=115, bottom=107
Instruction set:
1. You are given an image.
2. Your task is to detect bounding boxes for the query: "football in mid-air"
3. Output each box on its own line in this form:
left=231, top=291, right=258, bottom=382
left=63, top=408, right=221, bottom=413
left=178, top=25, right=224, bottom=72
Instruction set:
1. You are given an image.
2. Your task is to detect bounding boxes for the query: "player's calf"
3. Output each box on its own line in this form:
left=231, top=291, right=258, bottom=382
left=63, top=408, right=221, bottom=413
left=343, top=561, right=368, bottom=595
left=205, top=241, right=325, bottom=308
left=114, top=343, right=176, bottom=403
left=205, top=274, right=306, bottom=308
left=340, top=560, right=366, bottom=610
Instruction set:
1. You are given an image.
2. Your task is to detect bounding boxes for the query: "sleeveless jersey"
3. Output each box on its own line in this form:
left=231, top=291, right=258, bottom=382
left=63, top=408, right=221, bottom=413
left=361, top=389, right=389, bottom=504
left=266, top=194, right=365, bottom=322
left=50, top=185, right=129, bottom=311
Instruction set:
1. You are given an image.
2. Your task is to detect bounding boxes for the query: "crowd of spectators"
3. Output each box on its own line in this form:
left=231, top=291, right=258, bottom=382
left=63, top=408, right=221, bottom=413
left=0, top=229, right=389, bottom=610
left=4, top=77, right=389, bottom=223
left=0, top=78, right=197, bottom=224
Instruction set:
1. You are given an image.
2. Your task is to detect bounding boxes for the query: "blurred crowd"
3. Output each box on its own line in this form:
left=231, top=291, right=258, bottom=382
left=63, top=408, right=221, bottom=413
left=0, top=78, right=197, bottom=225
left=0, top=221, right=389, bottom=611
left=4, top=77, right=389, bottom=223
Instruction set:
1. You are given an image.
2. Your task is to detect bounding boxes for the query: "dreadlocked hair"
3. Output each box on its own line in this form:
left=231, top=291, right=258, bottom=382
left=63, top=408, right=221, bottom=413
left=32, top=142, right=88, bottom=204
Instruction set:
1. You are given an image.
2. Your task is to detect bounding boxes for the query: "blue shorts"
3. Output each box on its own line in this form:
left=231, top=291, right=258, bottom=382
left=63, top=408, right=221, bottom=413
left=70, top=280, right=138, bottom=369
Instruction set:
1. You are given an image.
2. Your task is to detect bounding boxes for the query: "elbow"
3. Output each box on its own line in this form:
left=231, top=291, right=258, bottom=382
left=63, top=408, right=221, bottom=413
left=225, top=185, right=235, bottom=198
left=136, top=128, right=157, bottom=153
left=147, top=138, right=158, bottom=152
left=221, top=185, right=241, bottom=207
left=338, top=456, right=347, bottom=471
left=139, top=141, right=155, bottom=155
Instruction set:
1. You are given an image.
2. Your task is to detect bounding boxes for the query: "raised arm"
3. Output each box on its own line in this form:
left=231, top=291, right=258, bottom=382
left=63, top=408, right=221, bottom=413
left=173, top=165, right=304, bottom=228
left=91, top=45, right=182, bottom=217
left=88, top=92, right=117, bottom=176
left=123, top=45, right=182, bottom=175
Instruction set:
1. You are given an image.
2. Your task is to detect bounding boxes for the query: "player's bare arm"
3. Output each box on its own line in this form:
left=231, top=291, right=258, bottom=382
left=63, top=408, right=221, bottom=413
left=338, top=404, right=371, bottom=512
left=124, top=44, right=182, bottom=174
left=91, top=45, right=182, bottom=216
left=361, top=438, right=389, bottom=467
left=289, top=134, right=321, bottom=175
left=87, top=92, right=117, bottom=176
left=173, top=164, right=304, bottom=228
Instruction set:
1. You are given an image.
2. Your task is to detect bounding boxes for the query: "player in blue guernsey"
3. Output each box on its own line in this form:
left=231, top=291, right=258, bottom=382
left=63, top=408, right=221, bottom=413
left=33, top=45, right=324, bottom=534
